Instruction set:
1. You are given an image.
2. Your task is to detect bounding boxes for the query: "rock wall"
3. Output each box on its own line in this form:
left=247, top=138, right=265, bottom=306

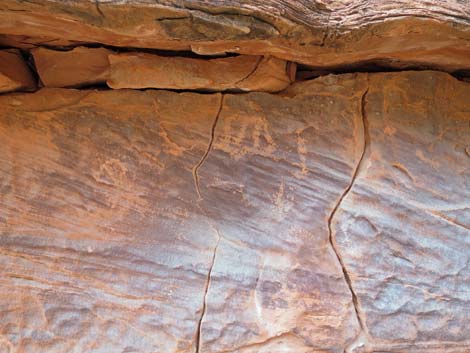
left=0, top=1, right=469, bottom=353
left=1, top=72, right=469, bottom=353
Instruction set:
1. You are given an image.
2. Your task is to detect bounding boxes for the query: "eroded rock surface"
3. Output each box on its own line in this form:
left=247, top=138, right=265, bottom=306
left=0, top=72, right=469, bottom=352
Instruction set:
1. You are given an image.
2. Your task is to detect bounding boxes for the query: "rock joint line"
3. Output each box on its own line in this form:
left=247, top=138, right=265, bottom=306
left=192, top=94, right=224, bottom=353
left=326, top=79, right=370, bottom=353
left=195, top=223, right=221, bottom=353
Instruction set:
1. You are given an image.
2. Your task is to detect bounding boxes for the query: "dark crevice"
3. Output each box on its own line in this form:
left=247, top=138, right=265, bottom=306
left=296, top=61, right=470, bottom=82
left=18, top=42, right=239, bottom=59
left=326, top=82, right=370, bottom=353
left=20, top=49, right=43, bottom=88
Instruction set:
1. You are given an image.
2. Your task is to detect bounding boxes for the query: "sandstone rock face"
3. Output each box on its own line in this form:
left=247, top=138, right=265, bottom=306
left=0, top=1, right=468, bottom=72
left=0, top=49, right=35, bottom=93
left=32, top=47, right=112, bottom=88
left=0, top=72, right=468, bottom=353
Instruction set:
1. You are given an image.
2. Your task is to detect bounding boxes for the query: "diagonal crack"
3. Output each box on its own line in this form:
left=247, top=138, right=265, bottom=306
left=95, top=0, right=105, bottom=18
left=234, top=56, right=263, bottom=86
left=327, top=80, right=370, bottom=353
left=192, top=94, right=224, bottom=200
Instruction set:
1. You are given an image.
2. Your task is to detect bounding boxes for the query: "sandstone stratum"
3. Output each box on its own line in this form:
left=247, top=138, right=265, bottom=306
left=0, top=1, right=469, bottom=353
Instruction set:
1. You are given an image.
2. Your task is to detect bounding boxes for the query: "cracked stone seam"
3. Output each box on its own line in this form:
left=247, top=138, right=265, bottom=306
left=326, top=79, right=370, bottom=353
left=192, top=93, right=225, bottom=201
left=192, top=94, right=225, bottom=353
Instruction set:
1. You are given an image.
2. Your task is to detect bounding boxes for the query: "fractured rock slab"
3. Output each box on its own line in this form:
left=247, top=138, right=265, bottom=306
left=108, top=53, right=294, bottom=92
left=0, top=49, right=35, bottom=93
left=32, top=47, right=294, bottom=92
left=32, top=46, right=112, bottom=88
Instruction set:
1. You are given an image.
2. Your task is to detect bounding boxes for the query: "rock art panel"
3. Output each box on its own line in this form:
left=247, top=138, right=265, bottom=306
left=333, top=72, right=470, bottom=353
left=0, top=88, right=222, bottom=353
left=196, top=75, right=368, bottom=352
left=0, top=71, right=468, bottom=353
left=0, top=75, right=369, bottom=353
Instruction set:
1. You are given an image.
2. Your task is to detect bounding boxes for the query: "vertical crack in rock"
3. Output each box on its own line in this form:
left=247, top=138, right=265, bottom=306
left=192, top=94, right=224, bottom=200
left=95, top=0, right=105, bottom=18
left=195, top=223, right=221, bottom=353
left=192, top=94, right=224, bottom=352
left=327, top=82, right=370, bottom=353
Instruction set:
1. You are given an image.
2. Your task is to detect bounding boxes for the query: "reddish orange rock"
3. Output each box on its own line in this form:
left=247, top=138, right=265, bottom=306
left=107, top=53, right=293, bottom=92
left=32, top=46, right=112, bottom=87
left=0, top=49, right=35, bottom=93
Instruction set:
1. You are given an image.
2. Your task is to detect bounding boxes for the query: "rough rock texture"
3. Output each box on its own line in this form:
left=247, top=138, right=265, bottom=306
left=0, top=49, right=35, bottom=93
left=32, top=47, right=112, bottom=88
left=0, top=71, right=468, bottom=353
left=107, top=53, right=294, bottom=92
left=0, top=1, right=469, bottom=72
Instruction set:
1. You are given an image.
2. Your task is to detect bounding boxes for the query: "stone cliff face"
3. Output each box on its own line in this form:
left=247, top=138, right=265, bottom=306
left=0, top=1, right=469, bottom=353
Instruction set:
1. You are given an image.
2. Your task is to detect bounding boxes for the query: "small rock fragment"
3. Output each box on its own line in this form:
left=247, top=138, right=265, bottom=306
left=0, top=49, right=35, bottom=93
left=32, top=46, right=112, bottom=88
